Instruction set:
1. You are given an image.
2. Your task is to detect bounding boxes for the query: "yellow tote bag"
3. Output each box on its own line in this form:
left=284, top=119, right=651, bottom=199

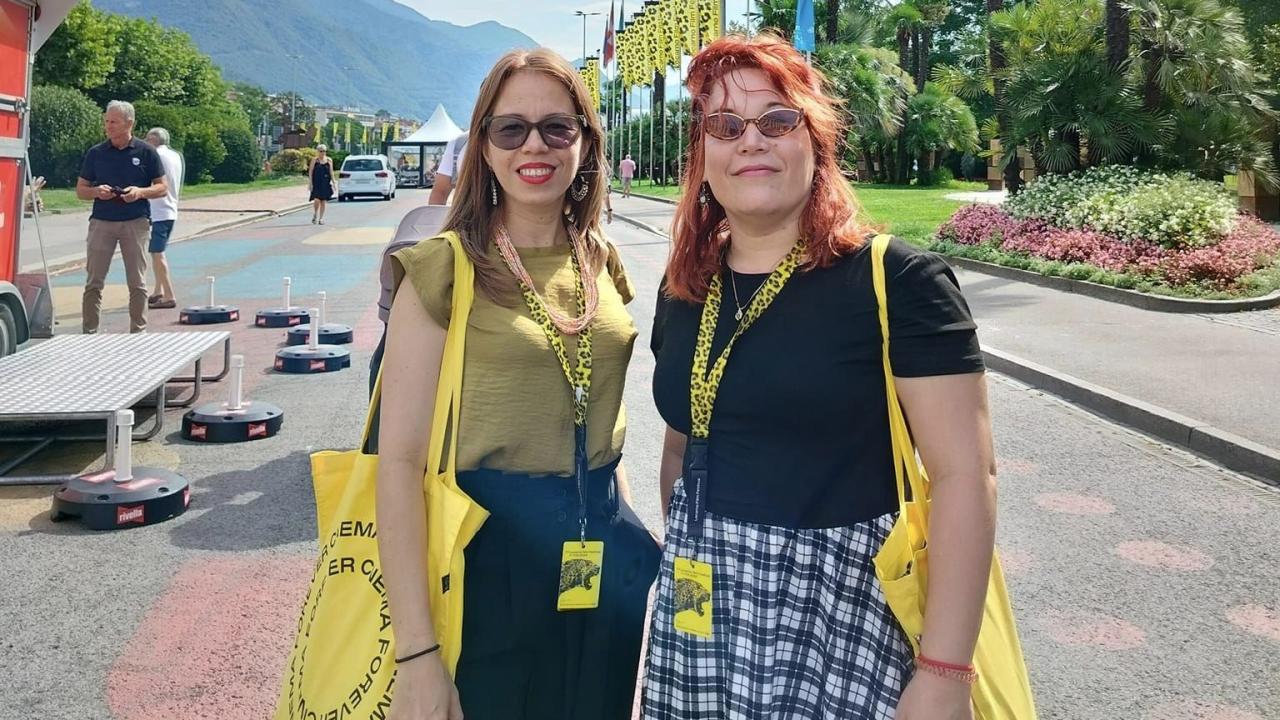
left=869, top=234, right=1038, bottom=720
left=273, top=231, right=488, bottom=720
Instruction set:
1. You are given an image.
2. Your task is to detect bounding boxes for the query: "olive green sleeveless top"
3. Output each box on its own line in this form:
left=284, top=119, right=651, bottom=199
left=391, top=233, right=637, bottom=475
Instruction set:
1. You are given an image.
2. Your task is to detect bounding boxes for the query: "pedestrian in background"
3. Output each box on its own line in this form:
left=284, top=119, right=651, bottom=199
left=618, top=153, right=636, bottom=197
left=377, top=48, right=659, bottom=720
left=308, top=144, right=336, bottom=224
left=428, top=131, right=469, bottom=205
left=75, top=100, right=167, bottom=334
left=145, top=127, right=183, bottom=310
left=642, top=34, right=994, bottom=720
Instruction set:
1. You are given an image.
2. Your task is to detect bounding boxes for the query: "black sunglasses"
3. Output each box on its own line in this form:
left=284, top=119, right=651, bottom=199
left=482, top=114, right=587, bottom=150
left=701, top=108, right=805, bottom=141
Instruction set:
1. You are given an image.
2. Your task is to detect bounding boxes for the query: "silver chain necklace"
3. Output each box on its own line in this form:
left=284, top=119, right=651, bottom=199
left=729, top=269, right=767, bottom=322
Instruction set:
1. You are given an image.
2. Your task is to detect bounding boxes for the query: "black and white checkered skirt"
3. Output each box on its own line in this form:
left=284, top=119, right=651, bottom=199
left=640, top=479, right=914, bottom=719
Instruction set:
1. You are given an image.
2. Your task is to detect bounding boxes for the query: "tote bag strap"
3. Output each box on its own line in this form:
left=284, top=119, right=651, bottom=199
left=427, top=232, right=474, bottom=481
left=870, top=234, right=931, bottom=537
left=360, top=231, right=475, bottom=476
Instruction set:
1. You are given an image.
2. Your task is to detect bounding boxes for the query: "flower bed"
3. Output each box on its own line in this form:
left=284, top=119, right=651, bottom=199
left=933, top=167, right=1280, bottom=298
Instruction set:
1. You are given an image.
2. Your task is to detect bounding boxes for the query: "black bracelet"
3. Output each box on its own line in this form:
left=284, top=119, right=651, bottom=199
left=394, top=643, right=441, bottom=664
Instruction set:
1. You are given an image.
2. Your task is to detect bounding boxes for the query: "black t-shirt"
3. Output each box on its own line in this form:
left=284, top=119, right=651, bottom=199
left=78, top=138, right=164, bottom=221
left=652, top=237, right=985, bottom=529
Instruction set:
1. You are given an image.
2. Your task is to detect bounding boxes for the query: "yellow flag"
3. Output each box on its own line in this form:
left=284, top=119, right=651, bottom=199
left=684, top=0, right=700, bottom=55
left=699, top=0, right=721, bottom=44
left=578, top=58, right=601, bottom=111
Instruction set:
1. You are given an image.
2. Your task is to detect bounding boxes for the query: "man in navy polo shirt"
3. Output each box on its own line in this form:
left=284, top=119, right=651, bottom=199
left=75, top=100, right=168, bottom=333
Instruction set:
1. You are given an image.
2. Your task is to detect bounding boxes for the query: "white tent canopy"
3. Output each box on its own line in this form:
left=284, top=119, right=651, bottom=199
left=403, top=104, right=463, bottom=143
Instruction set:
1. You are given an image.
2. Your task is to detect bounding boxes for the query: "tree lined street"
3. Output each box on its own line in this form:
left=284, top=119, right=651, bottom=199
left=1, top=196, right=1278, bottom=718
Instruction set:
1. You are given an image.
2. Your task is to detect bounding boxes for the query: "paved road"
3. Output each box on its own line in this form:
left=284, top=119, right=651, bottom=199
left=1, top=197, right=1277, bottom=719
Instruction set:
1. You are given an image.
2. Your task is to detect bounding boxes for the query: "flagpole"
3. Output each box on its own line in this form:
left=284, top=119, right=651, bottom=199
left=648, top=83, right=655, bottom=188
left=678, top=57, right=684, bottom=186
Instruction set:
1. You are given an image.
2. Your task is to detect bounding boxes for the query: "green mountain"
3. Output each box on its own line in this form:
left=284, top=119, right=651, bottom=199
left=94, top=0, right=541, bottom=124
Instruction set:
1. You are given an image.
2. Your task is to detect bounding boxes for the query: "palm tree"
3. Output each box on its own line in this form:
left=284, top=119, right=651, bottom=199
left=906, top=83, right=981, bottom=183
left=817, top=43, right=915, bottom=181
left=1130, top=0, right=1275, bottom=178
left=756, top=0, right=799, bottom=39
left=990, top=0, right=1162, bottom=173
left=985, top=0, right=1022, bottom=192
left=886, top=2, right=924, bottom=182
left=1105, top=0, right=1131, bottom=71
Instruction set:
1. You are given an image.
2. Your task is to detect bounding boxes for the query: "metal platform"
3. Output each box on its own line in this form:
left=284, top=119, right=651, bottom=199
left=0, top=331, right=231, bottom=484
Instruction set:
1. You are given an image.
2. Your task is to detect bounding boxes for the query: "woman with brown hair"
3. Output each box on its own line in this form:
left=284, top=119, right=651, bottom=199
left=641, top=35, right=995, bottom=720
left=376, top=49, right=659, bottom=720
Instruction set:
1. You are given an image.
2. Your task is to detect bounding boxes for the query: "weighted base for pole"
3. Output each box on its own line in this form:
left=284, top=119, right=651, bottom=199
left=286, top=323, right=354, bottom=345
left=182, top=402, right=285, bottom=442
left=50, top=468, right=191, bottom=531
left=255, top=308, right=309, bottom=328
left=274, top=345, right=351, bottom=373
left=179, top=305, right=240, bottom=325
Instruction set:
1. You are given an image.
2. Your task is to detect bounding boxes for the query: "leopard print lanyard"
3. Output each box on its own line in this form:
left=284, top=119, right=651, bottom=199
left=685, top=241, right=803, bottom=538
left=496, top=237, right=594, bottom=541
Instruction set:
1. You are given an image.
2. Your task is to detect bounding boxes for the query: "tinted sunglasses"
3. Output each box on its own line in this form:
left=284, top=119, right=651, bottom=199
left=701, top=108, right=804, bottom=141
left=482, top=114, right=586, bottom=150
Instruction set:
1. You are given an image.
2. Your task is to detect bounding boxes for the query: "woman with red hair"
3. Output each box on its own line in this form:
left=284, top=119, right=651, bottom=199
left=641, top=35, right=995, bottom=720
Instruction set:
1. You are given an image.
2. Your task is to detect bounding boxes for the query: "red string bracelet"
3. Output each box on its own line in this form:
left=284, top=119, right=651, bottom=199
left=916, top=654, right=979, bottom=684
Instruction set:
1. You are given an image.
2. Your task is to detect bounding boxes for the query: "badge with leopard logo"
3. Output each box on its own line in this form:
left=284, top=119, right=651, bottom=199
left=557, top=541, right=605, bottom=610
left=673, top=557, right=714, bottom=637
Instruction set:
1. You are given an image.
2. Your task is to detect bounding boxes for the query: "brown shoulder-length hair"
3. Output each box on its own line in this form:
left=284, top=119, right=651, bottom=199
left=666, top=33, right=869, bottom=303
left=443, top=49, right=608, bottom=304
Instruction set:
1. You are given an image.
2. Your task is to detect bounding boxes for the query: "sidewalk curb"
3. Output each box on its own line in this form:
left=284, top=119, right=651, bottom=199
left=24, top=202, right=312, bottom=277
left=626, top=191, right=1280, bottom=313
left=627, top=191, right=678, bottom=206
left=984, top=347, right=1279, bottom=485
left=945, top=256, right=1280, bottom=313
left=613, top=201, right=1280, bottom=484
left=613, top=212, right=669, bottom=238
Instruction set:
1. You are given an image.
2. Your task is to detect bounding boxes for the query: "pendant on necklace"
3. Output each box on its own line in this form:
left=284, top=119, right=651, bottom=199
left=734, top=308, right=744, bottom=321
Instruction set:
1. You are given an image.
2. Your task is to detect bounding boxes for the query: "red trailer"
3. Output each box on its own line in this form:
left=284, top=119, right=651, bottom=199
left=0, top=0, right=74, bottom=357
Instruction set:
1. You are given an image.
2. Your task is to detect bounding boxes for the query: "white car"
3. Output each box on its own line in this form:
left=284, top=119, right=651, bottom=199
left=338, top=155, right=396, bottom=201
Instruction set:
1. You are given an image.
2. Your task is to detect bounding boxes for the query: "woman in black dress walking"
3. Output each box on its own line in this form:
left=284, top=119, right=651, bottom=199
left=308, top=143, right=337, bottom=224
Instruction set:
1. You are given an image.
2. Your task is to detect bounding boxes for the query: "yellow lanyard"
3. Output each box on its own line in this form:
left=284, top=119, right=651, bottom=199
left=500, top=246, right=594, bottom=542
left=689, top=242, right=803, bottom=438
left=685, top=242, right=802, bottom=537
left=507, top=248, right=593, bottom=427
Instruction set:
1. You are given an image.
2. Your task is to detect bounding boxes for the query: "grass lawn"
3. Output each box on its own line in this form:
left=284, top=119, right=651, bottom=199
left=37, top=174, right=308, bottom=213
left=616, top=178, right=985, bottom=244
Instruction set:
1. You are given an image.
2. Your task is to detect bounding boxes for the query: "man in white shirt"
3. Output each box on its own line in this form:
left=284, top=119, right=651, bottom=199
left=145, top=127, right=183, bottom=309
left=427, top=131, right=468, bottom=205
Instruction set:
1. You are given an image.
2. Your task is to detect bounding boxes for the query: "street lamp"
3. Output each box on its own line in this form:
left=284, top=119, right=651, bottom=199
left=286, top=53, right=304, bottom=129
left=574, top=10, right=602, bottom=67
left=745, top=11, right=760, bottom=39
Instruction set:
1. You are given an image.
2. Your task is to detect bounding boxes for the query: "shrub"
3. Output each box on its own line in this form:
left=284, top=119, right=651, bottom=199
left=182, top=123, right=226, bottom=184
left=1004, top=166, right=1237, bottom=249
left=211, top=125, right=260, bottom=183
left=133, top=101, right=187, bottom=149
left=28, top=85, right=102, bottom=188
left=1074, top=176, right=1236, bottom=249
left=1005, top=166, right=1157, bottom=227
left=271, top=148, right=318, bottom=174
left=934, top=203, right=1280, bottom=291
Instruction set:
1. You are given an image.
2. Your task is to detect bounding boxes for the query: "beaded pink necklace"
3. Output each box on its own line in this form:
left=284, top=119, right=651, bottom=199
left=493, top=221, right=600, bottom=336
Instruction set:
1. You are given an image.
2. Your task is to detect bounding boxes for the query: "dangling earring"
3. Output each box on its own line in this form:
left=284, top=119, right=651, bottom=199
left=698, top=182, right=711, bottom=207
left=490, top=174, right=498, bottom=206
left=563, top=203, right=578, bottom=226
left=570, top=173, right=589, bottom=202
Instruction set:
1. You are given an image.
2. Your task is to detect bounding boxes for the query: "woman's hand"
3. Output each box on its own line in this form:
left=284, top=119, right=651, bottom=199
left=387, top=652, right=463, bottom=720
left=895, top=672, right=974, bottom=720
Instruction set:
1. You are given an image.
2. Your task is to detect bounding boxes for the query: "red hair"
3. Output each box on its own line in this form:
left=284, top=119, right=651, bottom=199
left=666, top=33, right=869, bottom=303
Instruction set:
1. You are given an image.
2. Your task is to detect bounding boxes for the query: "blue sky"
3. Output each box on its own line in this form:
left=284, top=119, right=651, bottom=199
left=394, top=0, right=618, bottom=62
